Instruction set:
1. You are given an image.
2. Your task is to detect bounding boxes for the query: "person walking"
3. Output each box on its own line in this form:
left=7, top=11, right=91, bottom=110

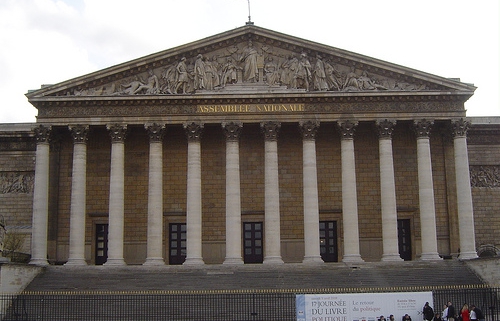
left=461, top=304, right=470, bottom=321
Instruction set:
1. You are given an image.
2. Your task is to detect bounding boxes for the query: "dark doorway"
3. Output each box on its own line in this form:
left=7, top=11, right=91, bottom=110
left=319, top=221, right=338, bottom=262
left=243, top=222, right=263, bottom=264
left=169, top=223, right=186, bottom=265
left=397, top=219, right=412, bottom=260
left=95, top=224, right=108, bottom=265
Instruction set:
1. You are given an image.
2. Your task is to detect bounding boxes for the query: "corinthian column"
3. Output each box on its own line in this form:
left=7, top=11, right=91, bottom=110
left=29, top=125, right=51, bottom=266
left=414, top=120, right=440, bottom=260
left=261, top=121, right=284, bottom=264
left=105, top=124, right=127, bottom=266
left=223, top=121, right=244, bottom=265
left=65, top=125, right=89, bottom=266
left=376, top=119, right=402, bottom=261
left=183, top=122, right=205, bottom=265
left=337, top=120, right=364, bottom=263
left=144, top=123, right=166, bottom=265
left=299, top=120, right=323, bottom=264
left=452, top=119, right=478, bottom=260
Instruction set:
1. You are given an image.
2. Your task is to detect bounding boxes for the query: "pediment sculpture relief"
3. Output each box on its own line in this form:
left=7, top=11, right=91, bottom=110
left=72, top=40, right=428, bottom=97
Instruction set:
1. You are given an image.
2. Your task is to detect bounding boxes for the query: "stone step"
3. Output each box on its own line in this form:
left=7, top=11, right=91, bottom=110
left=23, top=260, right=485, bottom=293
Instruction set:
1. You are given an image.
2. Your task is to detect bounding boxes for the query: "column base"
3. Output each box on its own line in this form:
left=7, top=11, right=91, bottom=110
left=342, top=254, right=365, bottom=263
left=458, top=251, right=478, bottom=260
left=381, top=253, right=403, bottom=262
left=302, top=256, right=324, bottom=264
left=263, top=256, right=284, bottom=264
left=29, top=258, right=49, bottom=266
left=65, top=258, right=88, bottom=266
left=420, top=252, right=442, bottom=261
left=223, top=257, right=244, bottom=265
left=183, top=257, right=205, bottom=265
left=104, top=258, right=127, bottom=266
left=143, top=257, right=165, bottom=266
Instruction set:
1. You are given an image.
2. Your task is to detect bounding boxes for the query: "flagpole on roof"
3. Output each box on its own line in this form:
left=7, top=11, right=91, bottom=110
left=246, top=0, right=254, bottom=25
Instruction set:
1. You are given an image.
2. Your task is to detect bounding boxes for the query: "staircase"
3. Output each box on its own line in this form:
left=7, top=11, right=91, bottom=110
left=23, top=260, right=486, bottom=293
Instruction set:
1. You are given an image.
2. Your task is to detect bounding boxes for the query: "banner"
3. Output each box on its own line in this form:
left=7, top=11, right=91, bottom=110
left=296, top=292, right=433, bottom=321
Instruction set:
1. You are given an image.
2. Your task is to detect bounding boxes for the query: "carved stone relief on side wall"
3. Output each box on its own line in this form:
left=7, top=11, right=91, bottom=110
left=470, top=165, right=500, bottom=188
left=0, top=172, right=35, bottom=194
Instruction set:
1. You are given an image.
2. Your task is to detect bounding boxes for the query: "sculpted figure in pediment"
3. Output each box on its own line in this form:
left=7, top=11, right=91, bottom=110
left=221, top=57, right=240, bottom=87
left=240, top=40, right=259, bottom=82
left=343, top=66, right=360, bottom=91
left=264, top=56, right=280, bottom=86
left=358, top=71, right=387, bottom=91
left=132, top=69, right=160, bottom=94
left=313, top=55, right=328, bottom=91
left=280, top=55, right=299, bottom=89
left=324, top=59, right=342, bottom=91
left=175, top=57, right=190, bottom=94
left=293, top=53, right=312, bottom=91
left=194, top=54, right=206, bottom=90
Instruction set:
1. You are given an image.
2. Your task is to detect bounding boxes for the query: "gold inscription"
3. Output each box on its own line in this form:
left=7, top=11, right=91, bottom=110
left=196, top=104, right=305, bottom=113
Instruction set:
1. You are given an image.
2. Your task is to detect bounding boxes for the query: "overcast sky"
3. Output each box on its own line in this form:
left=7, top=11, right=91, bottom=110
left=0, top=0, right=498, bottom=123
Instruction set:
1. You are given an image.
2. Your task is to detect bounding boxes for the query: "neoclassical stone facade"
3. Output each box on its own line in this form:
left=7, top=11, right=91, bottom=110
left=1, top=25, right=499, bottom=265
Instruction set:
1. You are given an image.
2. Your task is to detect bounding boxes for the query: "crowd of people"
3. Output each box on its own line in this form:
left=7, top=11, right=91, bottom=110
left=426, top=301, right=485, bottom=321
left=376, top=301, right=485, bottom=321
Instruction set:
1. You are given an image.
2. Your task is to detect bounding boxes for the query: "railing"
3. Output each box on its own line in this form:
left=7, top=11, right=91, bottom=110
left=0, top=286, right=498, bottom=321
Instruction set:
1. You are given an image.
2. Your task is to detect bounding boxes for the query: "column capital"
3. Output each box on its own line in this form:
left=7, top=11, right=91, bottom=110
left=145, top=123, right=166, bottom=142
left=222, top=121, right=243, bottom=141
left=299, top=120, right=320, bottom=140
left=69, top=125, right=89, bottom=144
left=107, top=124, right=128, bottom=143
left=376, top=119, right=396, bottom=139
left=33, top=125, right=51, bottom=144
left=184, top=122, right=204, bottom=142
left=261, top=121, right=281, bottom=141
left=337, top=120, right=358, bottom=140
left=413, top=119, right=434, bottom=138
left=451, top=118, right=470, bottom=138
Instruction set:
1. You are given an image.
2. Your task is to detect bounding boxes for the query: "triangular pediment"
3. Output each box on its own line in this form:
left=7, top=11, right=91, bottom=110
left=27, top=25, right=475, bottom=104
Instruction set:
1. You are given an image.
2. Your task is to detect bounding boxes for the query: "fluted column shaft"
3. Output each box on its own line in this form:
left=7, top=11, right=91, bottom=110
left=223, top=122, right=244, bottom=264
left=414, top=120, right=441, bottom=260
left=66, top=125, right=89, bottom=266
left=261, top=122, right=284, bottom=264
left=300, top=120, right=323, bottom=264
left=376, top=120, right=402, bottom=261
left=337, top=121, right=364, bottom=263
left=452, top=119, right=478, bottom=259
left=105, top=124, right=127, bottom=266
left=144, top=124, right=166, bottom=265
left=29, top=125, right=51, bottom=266
left=184, top=122, right=205, bottom=265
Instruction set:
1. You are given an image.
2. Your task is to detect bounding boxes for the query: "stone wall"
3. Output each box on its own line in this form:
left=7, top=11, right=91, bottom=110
left=1, top=117, right=499, bottom=264
left=468, top=118, right=500, bottom=258
left=0, top=124, right=36, bottom=257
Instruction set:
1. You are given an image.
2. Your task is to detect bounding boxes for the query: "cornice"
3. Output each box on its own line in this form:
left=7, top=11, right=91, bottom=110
left=30, top=91, right=470, bottom=109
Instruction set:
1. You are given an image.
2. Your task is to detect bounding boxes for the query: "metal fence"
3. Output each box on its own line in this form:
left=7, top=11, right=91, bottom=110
left=0, top=286, right=498, bottom=321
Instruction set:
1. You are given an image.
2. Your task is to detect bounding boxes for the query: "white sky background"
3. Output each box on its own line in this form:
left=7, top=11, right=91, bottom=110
left=0, top=0, right=498, bottom=123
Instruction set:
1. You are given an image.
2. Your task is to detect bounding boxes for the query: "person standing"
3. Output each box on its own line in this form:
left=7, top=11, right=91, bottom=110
left=447, top=301, right=456, bottom=321
left=470, top=305, right=484, bottom=321
left=424, top=302, right=435, bottom=321
left=443, top=304, right=449, bottom=321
